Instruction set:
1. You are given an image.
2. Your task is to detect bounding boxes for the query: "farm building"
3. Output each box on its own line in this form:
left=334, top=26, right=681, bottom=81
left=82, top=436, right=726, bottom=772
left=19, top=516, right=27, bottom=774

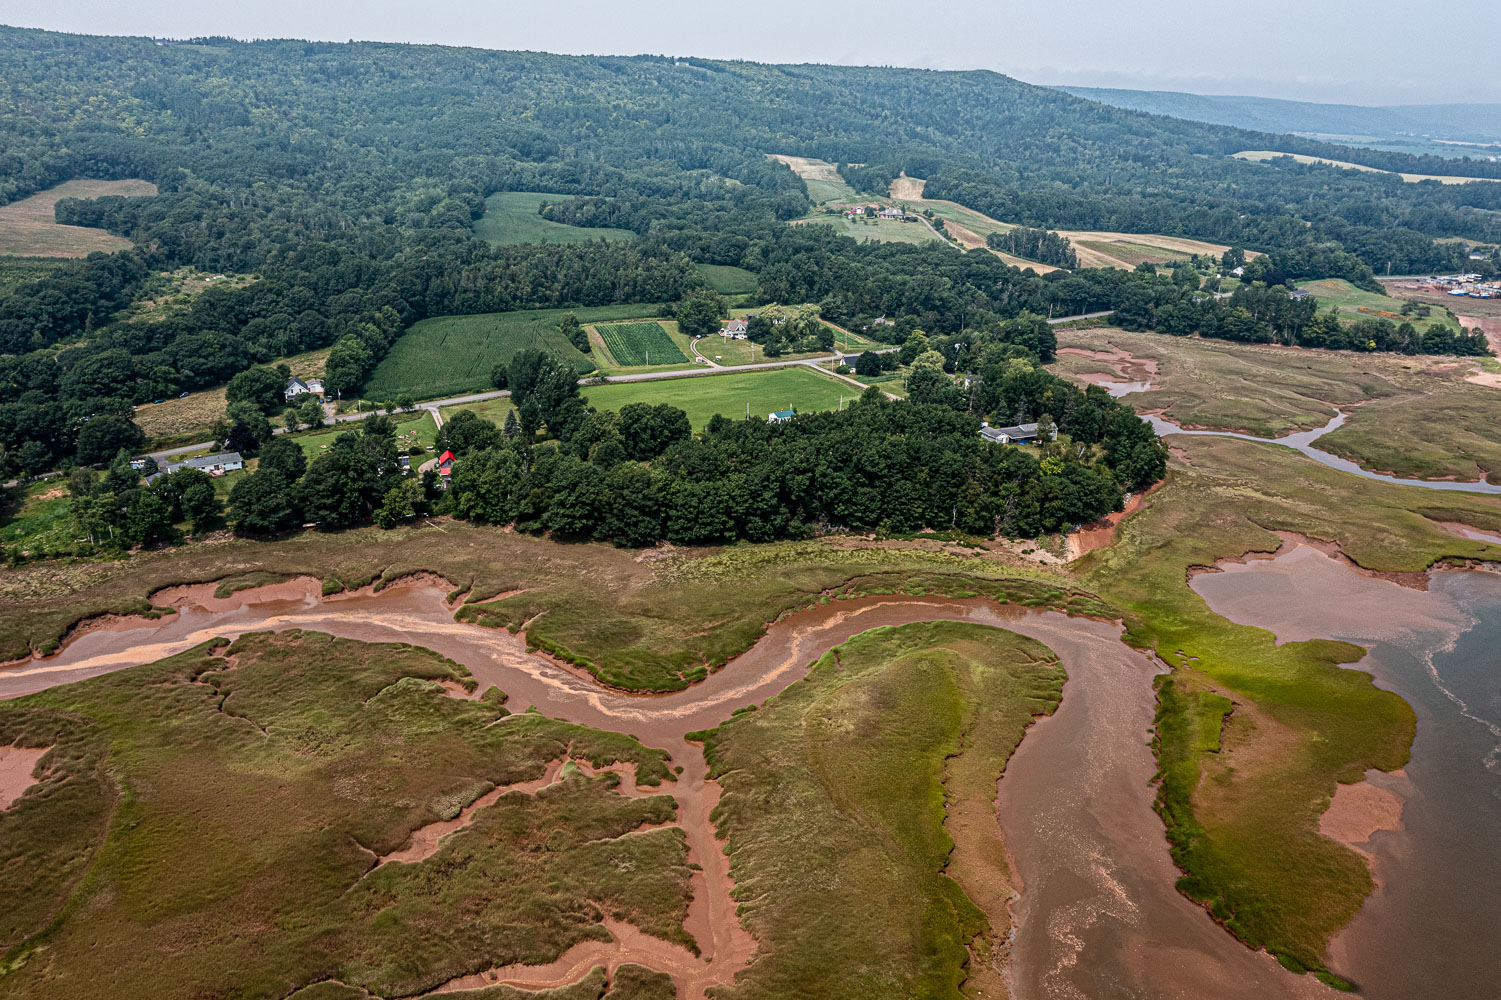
left=979, top=422, right=1050, bottom=446
left=767, top=409, right=796, bottom=424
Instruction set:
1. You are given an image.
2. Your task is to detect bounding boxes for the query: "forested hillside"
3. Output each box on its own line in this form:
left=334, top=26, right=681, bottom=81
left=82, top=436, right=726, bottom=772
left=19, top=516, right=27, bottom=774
left=0, top=25, right=1497, bottom=476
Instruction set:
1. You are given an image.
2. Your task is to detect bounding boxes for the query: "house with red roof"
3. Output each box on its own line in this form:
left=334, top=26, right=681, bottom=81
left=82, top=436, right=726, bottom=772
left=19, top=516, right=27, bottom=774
left=437, top=450, right=456, bottom=479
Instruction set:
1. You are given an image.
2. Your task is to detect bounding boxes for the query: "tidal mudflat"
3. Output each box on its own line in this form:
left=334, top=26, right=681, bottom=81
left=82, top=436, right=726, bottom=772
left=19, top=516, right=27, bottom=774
left=1192, top=538, right=1501, bottom=1000
left=1, top=576, right=1327, bottom=998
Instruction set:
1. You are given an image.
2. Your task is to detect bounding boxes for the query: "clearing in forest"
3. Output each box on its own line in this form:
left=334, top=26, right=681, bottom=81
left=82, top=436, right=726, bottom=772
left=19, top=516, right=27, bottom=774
left=473, top=191, right=633, bottom=245
left=768, top=154, right=857, bottom=204
left=0, top=179, right=156, bottom=257
left=594, top=321, right=690, bottom=367
left=1233, top=151, right=1499, bottom=185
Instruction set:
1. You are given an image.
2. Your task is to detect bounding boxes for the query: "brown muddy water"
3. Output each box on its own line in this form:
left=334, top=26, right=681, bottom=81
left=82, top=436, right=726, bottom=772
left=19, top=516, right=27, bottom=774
left=1193, top=539, right=1501, bottom=1000
left=2, top=580, right=1324, bottom=1000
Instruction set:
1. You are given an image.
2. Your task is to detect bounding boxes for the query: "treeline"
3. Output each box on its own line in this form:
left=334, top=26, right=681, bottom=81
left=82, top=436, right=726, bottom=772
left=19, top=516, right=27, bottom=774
left=206, top=348, right=1165, bottom=547
left=986, top=228, right=1079, bottom=269
left=1118, top=279, right=1491, bottom=356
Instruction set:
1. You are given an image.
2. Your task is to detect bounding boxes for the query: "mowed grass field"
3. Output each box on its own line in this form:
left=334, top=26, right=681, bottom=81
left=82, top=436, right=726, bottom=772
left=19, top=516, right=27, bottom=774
left=797, top=215, right=939, bottom=246
left=595, top=321, right=689, bottom=366
left=1233, top=150, right=1499, bottom=185
left=0, top=179, right=156, bottom=257
left=365, top=305, right=666, bottom=400
left=1297, top=278, right=1460, bottom=332
left=472, top=191, right=633, bottom=245
left=447, top=367, right=855, bottom=431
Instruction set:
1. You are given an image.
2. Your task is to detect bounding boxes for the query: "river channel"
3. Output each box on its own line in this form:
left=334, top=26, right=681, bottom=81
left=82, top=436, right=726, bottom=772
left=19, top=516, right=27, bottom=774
left=0, top=579, right=1329, bottom=1000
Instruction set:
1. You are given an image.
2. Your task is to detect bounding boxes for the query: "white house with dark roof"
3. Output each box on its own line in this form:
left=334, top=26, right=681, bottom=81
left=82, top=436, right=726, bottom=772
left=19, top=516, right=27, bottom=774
left=159, top=451, right=244, bottom=478
left=285, top=376, right=326, bottom=401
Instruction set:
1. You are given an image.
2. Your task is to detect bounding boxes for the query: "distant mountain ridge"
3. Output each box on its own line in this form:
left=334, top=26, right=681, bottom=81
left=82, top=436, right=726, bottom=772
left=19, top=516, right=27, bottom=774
left=1053, top=87, right=1501, bottom=148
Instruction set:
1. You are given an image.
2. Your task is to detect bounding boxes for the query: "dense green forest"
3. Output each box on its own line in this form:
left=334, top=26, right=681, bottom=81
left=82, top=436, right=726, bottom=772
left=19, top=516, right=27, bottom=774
left=0, top=25, right=1497, bottom=478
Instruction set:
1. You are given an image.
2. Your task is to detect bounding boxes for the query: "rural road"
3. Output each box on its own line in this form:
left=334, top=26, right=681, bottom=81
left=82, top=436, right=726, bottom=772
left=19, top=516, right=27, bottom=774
left=143, top=310, right=1115, bottom=464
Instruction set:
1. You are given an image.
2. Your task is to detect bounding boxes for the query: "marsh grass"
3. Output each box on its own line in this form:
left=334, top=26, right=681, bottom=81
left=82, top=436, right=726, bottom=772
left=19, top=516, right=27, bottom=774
left=694, top=621, right=1064, bottom=999
left=0, top=631, right=684, bottom=999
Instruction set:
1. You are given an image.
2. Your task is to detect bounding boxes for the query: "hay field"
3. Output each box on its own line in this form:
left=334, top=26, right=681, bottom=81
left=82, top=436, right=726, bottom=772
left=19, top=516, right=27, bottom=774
left=0, top=179, right=156, bottom=257
left=769, top=154, right=856, bottom=204
left=1233, top=150, right=1499, bottom=185
left=133, top=348, right=331, bottom=444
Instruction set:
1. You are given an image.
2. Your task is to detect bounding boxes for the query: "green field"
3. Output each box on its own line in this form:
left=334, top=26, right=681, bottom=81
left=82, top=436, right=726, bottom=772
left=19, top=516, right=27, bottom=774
left=449, top=367, right=856, bottom=431
left=693, top=262, right=758, bottom=295
left=797, top=215, right=939, bottom=246
left=0, top=631, right=686, bottom=999
left=1297, top=278, right=1460, bottom=332
left=472, top=192, right=633, bottom=246
left=364, top=305, right=664, bottom=400
left=289, top=411, right=437, bottom=461
left=0, top=480, right=75, bottom=559
left=696, top=621, right=1064, bottom=999
left=595, top=321, right=689, bottom=366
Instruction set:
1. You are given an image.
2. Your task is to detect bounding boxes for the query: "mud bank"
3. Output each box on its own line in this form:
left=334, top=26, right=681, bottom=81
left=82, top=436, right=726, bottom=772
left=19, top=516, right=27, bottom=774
left=0, top=579, right=1325, bottom=1000
left=0, top=743, right=48, bottom=810
left=1192, top=537, right=1501, bottom=1000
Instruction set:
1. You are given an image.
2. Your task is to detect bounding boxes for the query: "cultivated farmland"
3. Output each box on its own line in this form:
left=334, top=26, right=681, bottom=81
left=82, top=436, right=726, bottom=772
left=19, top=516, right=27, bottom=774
left=0, top=179, right=157, bottom=257
left=472, top=191, right=633, bottom=245
left=364, top=305, right=661, bottom=399
left=595, top=321, right=690, bottom=367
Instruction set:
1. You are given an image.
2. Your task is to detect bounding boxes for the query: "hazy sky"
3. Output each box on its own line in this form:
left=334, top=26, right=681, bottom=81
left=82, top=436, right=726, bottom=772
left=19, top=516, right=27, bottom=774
left=5, top=0, right=1498, bottom=105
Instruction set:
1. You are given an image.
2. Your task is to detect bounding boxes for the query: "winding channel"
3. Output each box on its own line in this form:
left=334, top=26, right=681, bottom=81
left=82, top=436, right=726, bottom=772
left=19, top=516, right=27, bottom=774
left=0, top=579, right=1329, bottom=1000
left=1066, top=348, right=1501, bottom=494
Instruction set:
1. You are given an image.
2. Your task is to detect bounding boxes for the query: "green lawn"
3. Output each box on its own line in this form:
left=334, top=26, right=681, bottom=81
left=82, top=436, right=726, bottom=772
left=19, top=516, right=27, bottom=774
left=693, top=263, right=758, bottom=296
left=364, top=305, right=663, bottom=400
left=1297, top=278, right=1460, bottom=332
left=288, top=411, right=437, bottom=461
left=448, top=368, right=856, bottom=431
left=0, top=480, right=76, bottom=559
left=472, top=192, right=633, bottom=246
